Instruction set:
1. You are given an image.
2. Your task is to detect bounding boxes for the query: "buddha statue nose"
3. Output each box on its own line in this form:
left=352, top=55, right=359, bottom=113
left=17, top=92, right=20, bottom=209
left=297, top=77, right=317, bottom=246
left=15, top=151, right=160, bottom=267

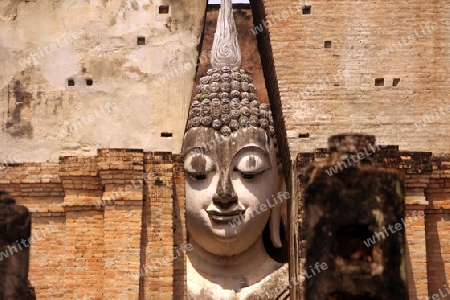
left=213, top=169, right=237, bottom=209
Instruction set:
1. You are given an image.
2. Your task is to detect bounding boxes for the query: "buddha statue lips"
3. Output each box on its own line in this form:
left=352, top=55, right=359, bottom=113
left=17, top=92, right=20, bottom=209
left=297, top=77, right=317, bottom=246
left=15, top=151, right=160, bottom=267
left=205, top=201, right=246, bottom=223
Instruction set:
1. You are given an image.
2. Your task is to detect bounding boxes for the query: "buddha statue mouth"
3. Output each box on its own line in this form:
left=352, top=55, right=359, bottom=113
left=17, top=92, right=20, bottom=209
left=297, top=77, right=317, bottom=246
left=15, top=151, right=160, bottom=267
left=205, top=203, right=246, bottom=223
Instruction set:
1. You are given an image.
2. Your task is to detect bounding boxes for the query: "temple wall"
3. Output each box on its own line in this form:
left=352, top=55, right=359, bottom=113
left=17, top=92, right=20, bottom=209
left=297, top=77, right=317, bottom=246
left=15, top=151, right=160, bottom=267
left=424, top=160, right=450, bottom=297
left=141, top=152, right=185, bottom=299
left=0, top=150, right=186, bottom=299
left=3, top=0, right=447, bottom=159
left=404, top=208, right=428, bottom=299
left=256, top=0, right=450, bottom=157
left=1, top=0, right=450, bottom=299
left=0, top=0, right=207, bottom=164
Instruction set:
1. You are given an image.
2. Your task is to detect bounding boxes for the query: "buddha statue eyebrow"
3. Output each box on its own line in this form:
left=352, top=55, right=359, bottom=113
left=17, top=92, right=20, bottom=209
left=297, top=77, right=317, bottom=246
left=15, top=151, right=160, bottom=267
left=233, top=146, right=271, bottom=167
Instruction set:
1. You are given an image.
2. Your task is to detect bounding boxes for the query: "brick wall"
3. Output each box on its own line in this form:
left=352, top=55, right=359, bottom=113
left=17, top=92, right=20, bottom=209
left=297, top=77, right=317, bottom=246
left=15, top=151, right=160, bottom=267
left=258, top=0, right=449, bottom=156
left=0, top=149, right=186, bottom=299
left=97, top=150, right=143, bottom=299
left=425, top=156, right=450, bottom=297
left=405, top=208, right=428, bottom=299
left=142, top=152, right=177, bottom=299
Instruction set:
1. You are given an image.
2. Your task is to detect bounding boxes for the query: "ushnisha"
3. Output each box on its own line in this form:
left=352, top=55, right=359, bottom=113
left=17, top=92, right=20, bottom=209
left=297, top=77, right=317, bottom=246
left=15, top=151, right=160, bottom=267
left=186, top=66, right=275, bottom=138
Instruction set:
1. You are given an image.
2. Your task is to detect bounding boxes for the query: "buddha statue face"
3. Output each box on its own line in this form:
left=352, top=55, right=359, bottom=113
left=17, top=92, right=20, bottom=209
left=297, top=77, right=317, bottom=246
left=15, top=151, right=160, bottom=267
left=182, top=126, right=283, bottom=257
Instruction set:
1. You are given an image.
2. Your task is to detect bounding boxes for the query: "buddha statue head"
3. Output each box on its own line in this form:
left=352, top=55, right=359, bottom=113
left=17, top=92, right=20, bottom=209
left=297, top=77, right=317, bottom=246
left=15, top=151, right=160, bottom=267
left=182, top=71, right=288, bottom=298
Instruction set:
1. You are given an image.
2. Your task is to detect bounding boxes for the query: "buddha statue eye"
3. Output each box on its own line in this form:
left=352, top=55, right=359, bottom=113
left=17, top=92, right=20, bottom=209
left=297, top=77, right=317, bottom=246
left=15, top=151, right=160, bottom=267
left=242, top=173, right=255, bottom=180
left=194, top=174, right=207, bottom=180
left=184, top=149, right=215, bottom=181
left=233, top=147, right=271, bottom=180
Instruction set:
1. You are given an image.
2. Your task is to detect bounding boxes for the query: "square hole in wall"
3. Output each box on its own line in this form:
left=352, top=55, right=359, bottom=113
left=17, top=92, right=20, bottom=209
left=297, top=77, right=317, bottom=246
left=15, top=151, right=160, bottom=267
left=302, top=5, right=311, bottom=14
left=137, top=36, right=145, bottom=45
left=393, top=78, right=400, bottom=86
left=298, top=133, right=310, bottom=138
left=85, top=78, right=93, bottom=86
left=161, top=132, right=173, bottom=137
left=68, top=79, right=75, bottom=86
left=375, top=78, right=384, bottom=86
left=324, top=41, right=332, bottom=48
left=159, top=5, right=169, bottom=14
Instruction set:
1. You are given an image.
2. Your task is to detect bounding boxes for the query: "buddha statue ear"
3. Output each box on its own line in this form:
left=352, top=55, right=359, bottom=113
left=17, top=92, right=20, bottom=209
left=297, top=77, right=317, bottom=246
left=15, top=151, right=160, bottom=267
left=270, top=165, right=286, bottom=249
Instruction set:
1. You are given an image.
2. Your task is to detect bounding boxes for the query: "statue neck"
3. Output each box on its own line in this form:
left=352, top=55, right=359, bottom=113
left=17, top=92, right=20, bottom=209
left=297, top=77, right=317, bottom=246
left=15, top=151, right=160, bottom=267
left=187, top=235, right=275, bottom=277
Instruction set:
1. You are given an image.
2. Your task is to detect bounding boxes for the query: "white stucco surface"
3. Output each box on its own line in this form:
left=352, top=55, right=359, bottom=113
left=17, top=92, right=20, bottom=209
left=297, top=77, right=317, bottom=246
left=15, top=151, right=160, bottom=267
left=0, top=0, right=207, bottom=163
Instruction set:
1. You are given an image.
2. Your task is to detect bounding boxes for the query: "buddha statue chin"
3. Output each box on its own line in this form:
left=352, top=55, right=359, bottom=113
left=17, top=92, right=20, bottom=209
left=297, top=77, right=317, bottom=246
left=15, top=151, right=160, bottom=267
left=182, top=109, right=289, bottom=299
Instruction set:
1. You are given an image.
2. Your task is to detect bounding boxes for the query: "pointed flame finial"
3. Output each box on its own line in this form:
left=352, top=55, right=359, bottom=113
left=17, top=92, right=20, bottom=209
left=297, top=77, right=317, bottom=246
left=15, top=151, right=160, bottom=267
left=210, top=0, right=241, bottom=68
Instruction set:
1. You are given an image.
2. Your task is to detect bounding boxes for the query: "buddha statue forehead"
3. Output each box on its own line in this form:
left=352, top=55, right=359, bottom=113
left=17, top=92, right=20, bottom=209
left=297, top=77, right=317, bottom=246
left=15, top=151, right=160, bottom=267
left=182, top=126, right=272, bottom=167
